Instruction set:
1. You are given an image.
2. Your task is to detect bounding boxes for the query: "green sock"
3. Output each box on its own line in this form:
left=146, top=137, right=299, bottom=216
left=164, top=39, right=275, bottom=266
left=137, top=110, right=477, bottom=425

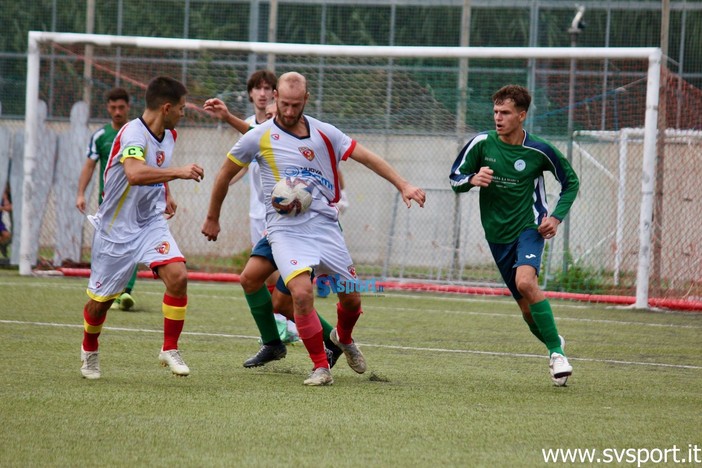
left=529, top=299, right=564, bottom=356
left=524, top=317, right=546, bottom=344
left=317, top=313, right=333, bottom=341
left=245, top=287, right=280, bottom=345
left=126, top=267, right=137, bottom=292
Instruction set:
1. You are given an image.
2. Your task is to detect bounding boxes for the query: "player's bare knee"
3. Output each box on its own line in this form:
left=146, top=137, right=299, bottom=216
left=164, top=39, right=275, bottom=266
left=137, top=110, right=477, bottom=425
left=240, top=272, right=264, bottom=294
left=516, top=279, right=541, bottom=303
left=291, top=292, right=313, bottom=313
left=288, top=281, right=314, bottom=313
left=86, top=299, right=110, bottom=318
left=169, top=277, right=188, bottom=297
left=338, top=291, right=361, bottom=311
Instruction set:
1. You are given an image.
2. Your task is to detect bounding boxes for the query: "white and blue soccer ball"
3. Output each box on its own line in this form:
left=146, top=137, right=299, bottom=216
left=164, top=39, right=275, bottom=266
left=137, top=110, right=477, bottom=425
left=271, top=176, right=313, bottom=216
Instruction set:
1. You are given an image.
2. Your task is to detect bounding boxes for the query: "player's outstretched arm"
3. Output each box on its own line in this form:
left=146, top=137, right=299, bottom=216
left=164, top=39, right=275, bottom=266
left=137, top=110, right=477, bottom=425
left=203, top=98, right=251, bottom=135
left=349, top=143, right=426, bottom=208
left=123, top=158, right=204, bottom=186
left=202, top=158, right=244, bottom=242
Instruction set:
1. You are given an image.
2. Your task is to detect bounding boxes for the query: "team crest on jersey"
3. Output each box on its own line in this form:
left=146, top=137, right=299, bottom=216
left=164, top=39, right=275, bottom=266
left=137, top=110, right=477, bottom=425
left=156, top=241, right=170, bottom=255
left=347, top=265, right=357, bottom=278
left=272, top=134, right=280, bottom=140
left=298, top=146, right=315, bottom=161
left=514, top=159, right=526, bottom=171
left=156, top=150, right=165, bottom=167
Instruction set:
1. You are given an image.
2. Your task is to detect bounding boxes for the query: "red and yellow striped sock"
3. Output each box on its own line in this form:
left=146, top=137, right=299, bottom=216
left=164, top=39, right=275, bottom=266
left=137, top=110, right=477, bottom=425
left=163, top=294, right=187, bottom=351
left=82, top=306, right=106, bottom=352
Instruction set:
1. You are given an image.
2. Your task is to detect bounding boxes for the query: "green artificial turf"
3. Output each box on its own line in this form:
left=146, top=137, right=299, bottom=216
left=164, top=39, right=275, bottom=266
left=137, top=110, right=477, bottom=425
left=1, top=270, right=700, bottom=467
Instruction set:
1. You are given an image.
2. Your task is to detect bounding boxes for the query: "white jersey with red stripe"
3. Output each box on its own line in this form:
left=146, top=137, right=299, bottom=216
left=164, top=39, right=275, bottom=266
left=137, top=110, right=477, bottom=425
left=90, top=117, right=176, bottom=243
left=227, top=115, right=356, bottom=227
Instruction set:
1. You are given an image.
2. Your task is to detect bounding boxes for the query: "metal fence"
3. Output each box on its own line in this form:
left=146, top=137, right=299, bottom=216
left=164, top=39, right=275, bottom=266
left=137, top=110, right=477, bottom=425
left=1, top=1, right=702, bottom=119
left=2, top=1, right=702, bottom=308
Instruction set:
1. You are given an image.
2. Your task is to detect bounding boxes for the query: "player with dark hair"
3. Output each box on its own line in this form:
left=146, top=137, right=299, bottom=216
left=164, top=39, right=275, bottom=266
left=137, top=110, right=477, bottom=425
left=202, top=72, right=425, bottom=386
left=79, top=76, right=205, bottom=380
left=76, top=87, right=138, bottom=311
left=449, top=84, right=579, bottom=386
left=246, top=70, right=277, bottom=121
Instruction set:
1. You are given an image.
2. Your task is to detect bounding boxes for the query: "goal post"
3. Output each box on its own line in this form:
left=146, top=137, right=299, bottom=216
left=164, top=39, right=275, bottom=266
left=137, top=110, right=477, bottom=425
left=20, top=31, right=666, bottom=308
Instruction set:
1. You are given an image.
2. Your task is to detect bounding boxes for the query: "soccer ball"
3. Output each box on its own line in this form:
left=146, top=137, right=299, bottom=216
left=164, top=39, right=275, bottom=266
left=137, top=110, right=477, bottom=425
left=271, top=176, right=313, bottom=216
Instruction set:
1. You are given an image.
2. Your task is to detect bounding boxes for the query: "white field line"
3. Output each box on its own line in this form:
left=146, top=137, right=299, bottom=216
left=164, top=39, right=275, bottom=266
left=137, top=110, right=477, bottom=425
left=3, top=278, right=699, bottom=330
left=2, top=319, right=701, bottom=371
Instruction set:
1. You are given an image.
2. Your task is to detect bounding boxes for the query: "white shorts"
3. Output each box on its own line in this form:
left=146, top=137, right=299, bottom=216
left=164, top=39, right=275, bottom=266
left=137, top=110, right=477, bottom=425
left=249, top=217, right=266, bottom=246
left=87, top=219, right=184, bottom=301
left=267, top=214, right=356, bottom=286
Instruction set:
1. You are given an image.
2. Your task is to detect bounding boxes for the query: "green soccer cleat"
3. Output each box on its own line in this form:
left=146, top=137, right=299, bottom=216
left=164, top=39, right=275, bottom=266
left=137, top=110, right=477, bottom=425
left=118, top=292, right=135, bottom=311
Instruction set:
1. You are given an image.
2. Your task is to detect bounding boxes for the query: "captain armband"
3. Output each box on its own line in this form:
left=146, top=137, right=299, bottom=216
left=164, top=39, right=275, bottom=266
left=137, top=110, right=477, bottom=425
left=122, top=146, right=145, bottom=160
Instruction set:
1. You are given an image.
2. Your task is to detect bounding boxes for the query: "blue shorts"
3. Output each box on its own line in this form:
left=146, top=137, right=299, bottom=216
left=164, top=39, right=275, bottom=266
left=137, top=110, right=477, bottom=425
left=251, top=236, right=289, bottom=295
left=488, top=228, right=544, bottom=300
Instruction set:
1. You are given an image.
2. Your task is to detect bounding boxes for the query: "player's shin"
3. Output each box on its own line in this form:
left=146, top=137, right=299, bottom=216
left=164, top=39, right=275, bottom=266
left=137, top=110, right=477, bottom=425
left=317, top=312, right=334, bottom=340
left=82, top=306, right=106, bottom=351
left=529, top=299, right=564, bottom=355
left=335, top=302, right=362, bottom=344
left=524, top=316, right=546, bottom=344
left=295, top=311, right=328, bottom=369
left=245, top=286, right=281, bottom=345
left=163, top=294, right=187, bottom=350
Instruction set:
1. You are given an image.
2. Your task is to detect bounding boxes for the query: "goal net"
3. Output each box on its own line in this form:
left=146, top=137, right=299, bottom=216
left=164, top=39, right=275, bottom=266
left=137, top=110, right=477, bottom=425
left=14, top=32, right=699, bottom=310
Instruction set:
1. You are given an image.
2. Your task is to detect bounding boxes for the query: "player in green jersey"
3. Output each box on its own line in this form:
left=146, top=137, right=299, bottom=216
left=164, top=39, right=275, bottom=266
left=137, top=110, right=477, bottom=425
left=449, top=84, right=579, bottom=386
left=76, top=87, right=137, bottom=311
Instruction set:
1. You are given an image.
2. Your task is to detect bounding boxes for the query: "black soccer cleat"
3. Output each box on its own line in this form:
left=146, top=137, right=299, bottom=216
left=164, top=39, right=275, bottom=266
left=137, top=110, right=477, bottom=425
left=324, top=340, right=343, bottom=369
left=243, top=343, right=287, bottom=368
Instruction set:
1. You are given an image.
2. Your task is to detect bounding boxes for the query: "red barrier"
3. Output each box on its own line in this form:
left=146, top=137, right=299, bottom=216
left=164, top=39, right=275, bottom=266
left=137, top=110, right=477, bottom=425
left=57, top=268, right=702, bottom=311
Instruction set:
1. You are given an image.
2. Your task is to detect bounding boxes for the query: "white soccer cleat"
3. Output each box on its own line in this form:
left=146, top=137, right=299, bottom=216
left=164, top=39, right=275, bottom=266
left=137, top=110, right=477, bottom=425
left=80, top=346, right=101, bottom=380
left=159, top=349, right=190, bottom=376
left=550, top=335, right=569, bottom=386
left=330, top=328, right=366, bottom=374
left=303, top=367, right=334, bottom=386
left=549, top=352, right=572, bottom=387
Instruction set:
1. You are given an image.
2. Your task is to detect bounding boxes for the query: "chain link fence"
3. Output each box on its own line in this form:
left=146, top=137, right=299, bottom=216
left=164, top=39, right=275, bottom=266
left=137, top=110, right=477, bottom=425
left=2, top=1, right=702, bottom=308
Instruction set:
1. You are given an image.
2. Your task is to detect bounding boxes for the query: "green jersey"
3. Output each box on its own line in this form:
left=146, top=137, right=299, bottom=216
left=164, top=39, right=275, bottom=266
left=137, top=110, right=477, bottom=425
left=85, top=123, right=119, bottom=204
left=449, top=130, right=579, bottom=243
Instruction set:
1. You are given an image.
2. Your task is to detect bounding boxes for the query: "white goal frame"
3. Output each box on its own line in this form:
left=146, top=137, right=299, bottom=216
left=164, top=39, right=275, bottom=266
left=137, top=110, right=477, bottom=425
left=22, top=31, right=662, bottom=309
